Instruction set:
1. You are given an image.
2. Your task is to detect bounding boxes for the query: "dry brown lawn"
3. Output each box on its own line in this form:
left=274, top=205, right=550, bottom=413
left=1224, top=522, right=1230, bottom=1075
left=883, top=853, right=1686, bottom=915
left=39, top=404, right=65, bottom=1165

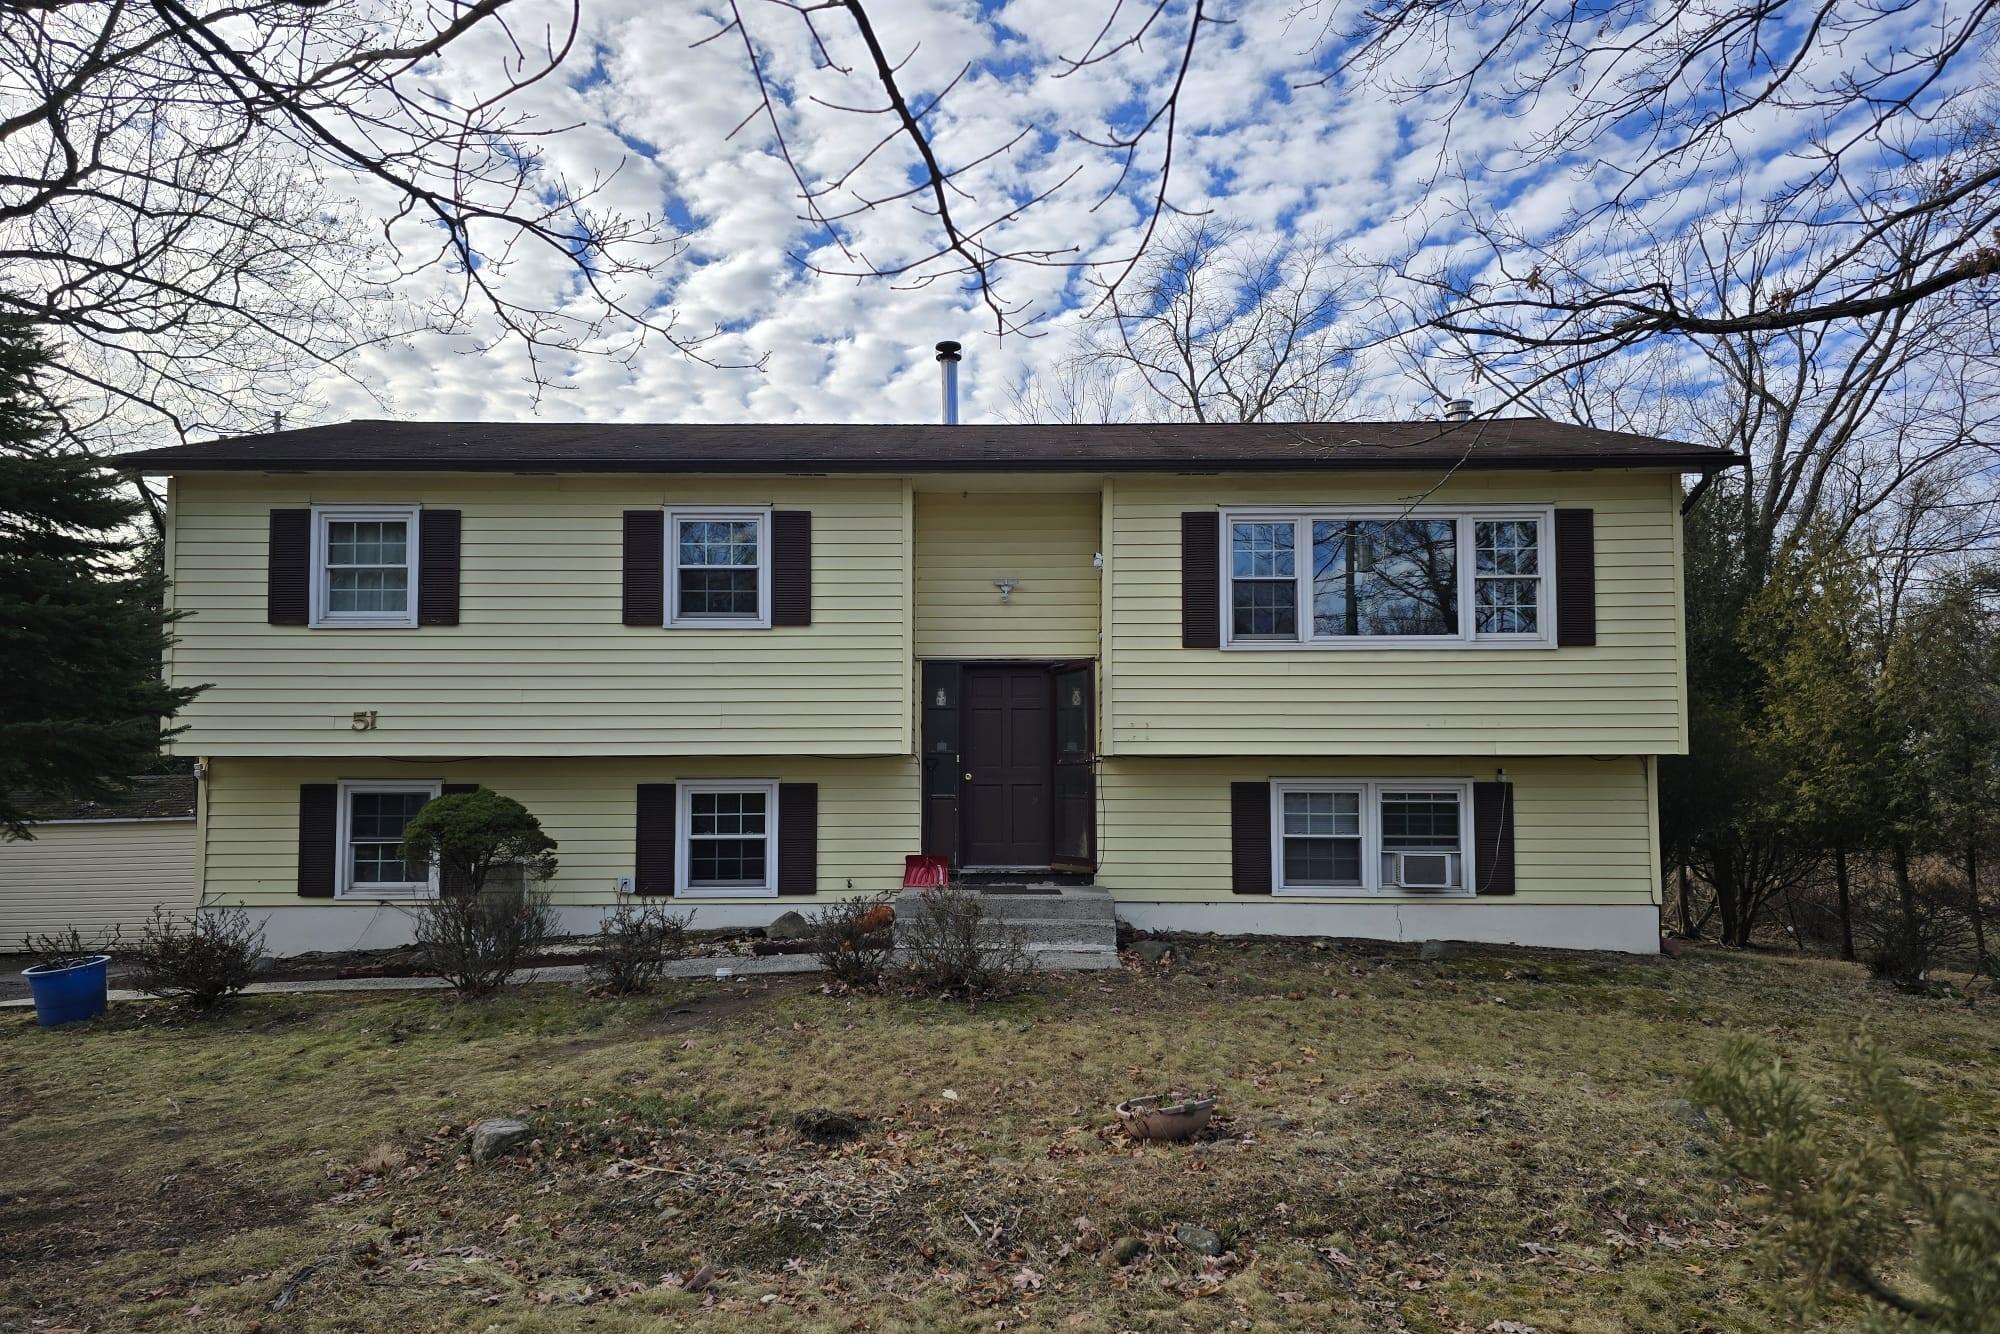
left=3, top=938, right=1996, bottom=1332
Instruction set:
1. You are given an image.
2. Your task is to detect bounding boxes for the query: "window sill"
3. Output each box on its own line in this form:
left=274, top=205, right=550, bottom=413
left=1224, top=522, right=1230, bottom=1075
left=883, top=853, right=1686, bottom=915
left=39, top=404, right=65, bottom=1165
left=309, top=620, right=420, bottom=631
left=1274, top=888, right=1476, bottom=899
left=1223, top=638, right=1553, bottom=652
left=661, top=621, right=774, bottom=632
left=336, top=888, right=437, bottom=901
left=675, top=886, right=778, bottom=899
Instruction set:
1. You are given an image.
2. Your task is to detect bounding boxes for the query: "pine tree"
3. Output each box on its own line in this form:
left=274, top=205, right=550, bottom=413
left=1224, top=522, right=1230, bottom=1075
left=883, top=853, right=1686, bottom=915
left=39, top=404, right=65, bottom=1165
left=0, top=318, right=202, bottom=838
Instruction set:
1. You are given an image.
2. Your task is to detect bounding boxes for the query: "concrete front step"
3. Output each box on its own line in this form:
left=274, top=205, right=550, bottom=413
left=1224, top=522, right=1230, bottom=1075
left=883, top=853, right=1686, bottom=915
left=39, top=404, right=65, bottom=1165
left=892, top=885, right=1120, bottom=962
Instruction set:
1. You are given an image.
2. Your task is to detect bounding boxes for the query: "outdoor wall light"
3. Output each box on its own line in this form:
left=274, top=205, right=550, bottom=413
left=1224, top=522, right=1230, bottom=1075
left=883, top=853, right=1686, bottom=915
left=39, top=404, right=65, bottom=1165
left=995, top=578, right=1017, bottom=603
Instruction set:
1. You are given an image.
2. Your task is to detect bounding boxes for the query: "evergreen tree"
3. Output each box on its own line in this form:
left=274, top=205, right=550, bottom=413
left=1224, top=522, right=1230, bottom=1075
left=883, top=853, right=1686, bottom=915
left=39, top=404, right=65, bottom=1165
left=0, top=318, right=202, bottom=838
left=1743, top=530, right=1887, bottom=960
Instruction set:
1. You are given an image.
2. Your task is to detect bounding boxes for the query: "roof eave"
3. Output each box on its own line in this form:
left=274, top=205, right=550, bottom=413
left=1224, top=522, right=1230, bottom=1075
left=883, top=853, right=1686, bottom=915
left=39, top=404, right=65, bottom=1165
left=115, top=450, right=1746, bottom=476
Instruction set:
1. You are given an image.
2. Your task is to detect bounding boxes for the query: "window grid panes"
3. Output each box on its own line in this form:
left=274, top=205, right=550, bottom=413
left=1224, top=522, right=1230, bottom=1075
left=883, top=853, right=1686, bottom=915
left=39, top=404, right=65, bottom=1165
left=348, top=790, right=430, bottom=887
left=325, top=519, right=410, bottom=616
left=1473, top=520, right=1541, bottom=635
left=1280, top=789, right=1362, bottom=887
left=1230, top=521, right=1297, bottom=638
left=687, top=789, right=768, bottom=887
left=676, top=519, right=761, bottom=619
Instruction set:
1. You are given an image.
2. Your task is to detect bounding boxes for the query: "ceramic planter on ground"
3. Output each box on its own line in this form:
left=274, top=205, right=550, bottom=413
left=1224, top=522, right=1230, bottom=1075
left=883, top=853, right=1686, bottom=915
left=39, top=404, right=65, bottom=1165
left=1115, top=1092, right=1217, bottom=1141
left=22, top=955, right=111, bottom=1026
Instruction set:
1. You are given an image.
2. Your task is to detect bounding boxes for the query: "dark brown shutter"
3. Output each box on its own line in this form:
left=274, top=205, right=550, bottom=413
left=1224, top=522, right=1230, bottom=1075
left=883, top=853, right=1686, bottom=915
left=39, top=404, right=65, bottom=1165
left=297, top=783, right=337, bottom=897
left=1554, top=509, right=1596, bottom=647
left=634, top=783, right=676, bottom=894
left=1182, top=511, right=1221, bottom=649
left=771, top=510, right=812, bottom=627
left=436, top=783, right=479, bottom=896
left=623, top=510, right=664, bottom=626
left=268, top=509, right=311, bottom=625
left=1472, top=781, right=1517, bottom=896
left=417, top=509, right=462, bottom=626
left=1230, top=781, right=1272, bottom=894
left=777, top=782, right=818, bottom=895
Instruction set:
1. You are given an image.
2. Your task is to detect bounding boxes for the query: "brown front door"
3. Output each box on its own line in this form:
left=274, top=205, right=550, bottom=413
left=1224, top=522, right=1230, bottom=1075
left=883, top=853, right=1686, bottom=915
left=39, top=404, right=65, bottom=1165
left=961, top=665, right=1054, bottom=868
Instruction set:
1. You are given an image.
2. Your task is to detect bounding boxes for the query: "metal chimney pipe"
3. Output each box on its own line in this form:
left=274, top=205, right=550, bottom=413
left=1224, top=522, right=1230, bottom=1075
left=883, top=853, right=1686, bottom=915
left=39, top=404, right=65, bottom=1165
left=935, top=340, right=962, bottom=425
left=1442, top=397, right=1473, bottom=422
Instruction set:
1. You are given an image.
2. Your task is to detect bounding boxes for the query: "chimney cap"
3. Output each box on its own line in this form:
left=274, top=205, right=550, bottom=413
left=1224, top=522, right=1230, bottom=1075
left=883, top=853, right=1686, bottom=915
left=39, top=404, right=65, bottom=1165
left=935, top=340, right=962, bottom=362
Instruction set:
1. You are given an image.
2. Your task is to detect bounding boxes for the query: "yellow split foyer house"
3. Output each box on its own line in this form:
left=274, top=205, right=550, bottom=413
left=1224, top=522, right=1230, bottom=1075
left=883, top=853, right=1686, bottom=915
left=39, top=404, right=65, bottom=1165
left=117, top=415, right=1738, bottom=957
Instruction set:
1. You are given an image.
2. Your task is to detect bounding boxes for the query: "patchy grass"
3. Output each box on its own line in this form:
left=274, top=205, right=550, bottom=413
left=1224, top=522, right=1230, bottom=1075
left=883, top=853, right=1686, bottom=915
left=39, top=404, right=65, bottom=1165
left=3, top=941, right=1996, bottom=1331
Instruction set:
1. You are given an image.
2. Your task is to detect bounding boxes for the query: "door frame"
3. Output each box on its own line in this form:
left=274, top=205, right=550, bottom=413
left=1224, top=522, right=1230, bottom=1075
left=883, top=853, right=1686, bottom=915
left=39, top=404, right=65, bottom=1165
left=919, top=658, right=1097, bottom=878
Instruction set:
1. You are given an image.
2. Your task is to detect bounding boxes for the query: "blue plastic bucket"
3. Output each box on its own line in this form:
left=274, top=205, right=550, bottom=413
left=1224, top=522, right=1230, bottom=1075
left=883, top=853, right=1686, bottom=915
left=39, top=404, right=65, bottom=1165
left=22, top=955, right=111, bottom=1026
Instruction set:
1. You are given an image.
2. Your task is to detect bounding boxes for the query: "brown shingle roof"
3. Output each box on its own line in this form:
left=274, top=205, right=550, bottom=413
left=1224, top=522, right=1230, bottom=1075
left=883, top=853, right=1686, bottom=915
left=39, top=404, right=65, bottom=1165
left=116, top=419, right=1740, bottom=475
left=22, top=774, right=196, bottom=823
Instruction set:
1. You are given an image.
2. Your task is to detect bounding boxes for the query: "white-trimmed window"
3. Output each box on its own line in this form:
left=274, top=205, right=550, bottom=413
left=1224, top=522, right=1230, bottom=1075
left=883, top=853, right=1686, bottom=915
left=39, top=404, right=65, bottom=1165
left=336, top=779, right=440, bottom=897
left=1270, top=779, right=1472, bottom=895
left=667, top=507, right=771, bottom=628
left=1223, top=507, right=1551, bottom=647
left=676, top=780, right=779, bottom=896
left=313, top=504, right=419, bottom=628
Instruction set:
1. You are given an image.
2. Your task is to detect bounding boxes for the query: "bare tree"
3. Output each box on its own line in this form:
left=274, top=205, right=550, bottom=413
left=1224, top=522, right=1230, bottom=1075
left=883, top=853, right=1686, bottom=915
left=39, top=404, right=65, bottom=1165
left=1015, top=221, right=1364, bottom=423
left=2, top=0, right=720, bottom=504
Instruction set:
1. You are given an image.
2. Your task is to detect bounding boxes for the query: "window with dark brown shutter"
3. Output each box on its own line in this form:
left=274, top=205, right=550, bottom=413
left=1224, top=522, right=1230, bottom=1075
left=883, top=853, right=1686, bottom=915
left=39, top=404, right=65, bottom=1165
left=634, top=783, right=676, bottom=893
left=417, top=509, right=462, bottom=626
left=435, top=782, right=480, bottom=895
left=1182, top=511, right=1221, bottom=649
left=777, top=782, right=818, bottom=895
left=297, top=783, right=337, bottom=897
left=1472, top=781, right=1517, bottom=896
left=1230, top=781, right=1272, bottom=894
left=1554, top=509, right=1596, bottom=647
left=771, top=510, right=812, bottom=627
left=268, top=509, right=311, bottom=625
left=622, top=510, right=666, bottom=626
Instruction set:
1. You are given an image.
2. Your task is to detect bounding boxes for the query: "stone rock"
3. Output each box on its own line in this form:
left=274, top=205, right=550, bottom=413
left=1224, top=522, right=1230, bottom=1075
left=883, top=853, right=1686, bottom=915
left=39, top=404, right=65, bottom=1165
left=1109, top=1236, right=1147, bottom=1266
left=1660, top=1098, right=1713, bottom=1134
left=470, top=1117, right=533, bottom=1164
left=1418, top=939, right=1456, bottom=963
left=765, top=910, right=813, bottom=941
left=1174, top=1224, right=1224, bottom=1257
left=1133, top=940, right=1176, bottom=965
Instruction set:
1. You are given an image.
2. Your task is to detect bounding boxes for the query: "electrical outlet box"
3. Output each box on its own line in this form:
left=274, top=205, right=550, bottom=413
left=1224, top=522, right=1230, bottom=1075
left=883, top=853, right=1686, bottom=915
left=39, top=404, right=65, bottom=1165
left=614, top=875, right=633, bottom=894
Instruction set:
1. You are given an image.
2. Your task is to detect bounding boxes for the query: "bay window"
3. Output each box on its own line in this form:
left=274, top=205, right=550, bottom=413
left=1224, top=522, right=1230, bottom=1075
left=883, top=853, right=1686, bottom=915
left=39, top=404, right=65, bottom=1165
left=1222, top=507, right=1550, bottom=647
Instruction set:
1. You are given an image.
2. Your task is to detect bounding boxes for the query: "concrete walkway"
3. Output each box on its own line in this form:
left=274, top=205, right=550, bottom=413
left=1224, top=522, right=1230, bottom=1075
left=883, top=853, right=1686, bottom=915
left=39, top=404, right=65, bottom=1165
left=1, top=954, right=823, bottom=1009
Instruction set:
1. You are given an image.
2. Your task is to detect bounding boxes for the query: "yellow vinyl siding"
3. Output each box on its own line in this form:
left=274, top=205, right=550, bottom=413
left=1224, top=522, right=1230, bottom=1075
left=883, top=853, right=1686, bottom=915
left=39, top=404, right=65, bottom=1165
left=0, top=820, right=197, bottom=939
left=1105, top=471, right=1687, bottom=756
left=913, top=491, right=1100, bottom=659
left=1095, top=756, right=1657, bottom=905
left=200, top=757, right=919, bottom=908
left=165, top=475, right=911, bottom=757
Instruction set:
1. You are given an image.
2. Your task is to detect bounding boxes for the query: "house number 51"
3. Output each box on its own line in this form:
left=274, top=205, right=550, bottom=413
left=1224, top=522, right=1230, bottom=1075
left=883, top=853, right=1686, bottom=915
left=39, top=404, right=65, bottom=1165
left=351, top=710, right=378, bottom=732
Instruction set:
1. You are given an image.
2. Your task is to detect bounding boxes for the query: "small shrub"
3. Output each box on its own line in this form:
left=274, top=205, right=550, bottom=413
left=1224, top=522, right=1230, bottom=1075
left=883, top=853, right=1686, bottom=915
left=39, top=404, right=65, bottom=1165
left=21, top=925, right=118, bottom=970
left=411, top=888, right=557, bottom=998
left=896, top=885, right=1031, bottom=1002
left=399, top=787, right=559, bottom=895
left=1691, top=1037, right=2000, bottom=1328
left=130, top=906, right=264, bottom=1010
left=812, top=894, right=895, bottom=988
left=588, top=902, right=690, bottom=995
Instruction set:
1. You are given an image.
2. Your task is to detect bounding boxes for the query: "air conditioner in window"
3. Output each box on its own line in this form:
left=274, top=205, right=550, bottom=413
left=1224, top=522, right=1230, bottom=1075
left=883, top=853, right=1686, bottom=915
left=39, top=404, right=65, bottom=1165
left=1388, top=852, right=1457, bottom=890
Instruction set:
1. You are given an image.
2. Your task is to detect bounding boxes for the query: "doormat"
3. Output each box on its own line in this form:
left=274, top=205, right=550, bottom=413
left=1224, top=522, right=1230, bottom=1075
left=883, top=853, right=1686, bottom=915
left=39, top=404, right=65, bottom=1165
left=978, top=885, right=1062, bottom=895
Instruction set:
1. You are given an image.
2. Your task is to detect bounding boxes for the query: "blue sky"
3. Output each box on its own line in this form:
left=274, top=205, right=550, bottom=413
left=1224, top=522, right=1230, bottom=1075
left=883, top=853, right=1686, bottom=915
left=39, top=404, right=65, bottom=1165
left=305, top=0, right=1980, bottom=430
